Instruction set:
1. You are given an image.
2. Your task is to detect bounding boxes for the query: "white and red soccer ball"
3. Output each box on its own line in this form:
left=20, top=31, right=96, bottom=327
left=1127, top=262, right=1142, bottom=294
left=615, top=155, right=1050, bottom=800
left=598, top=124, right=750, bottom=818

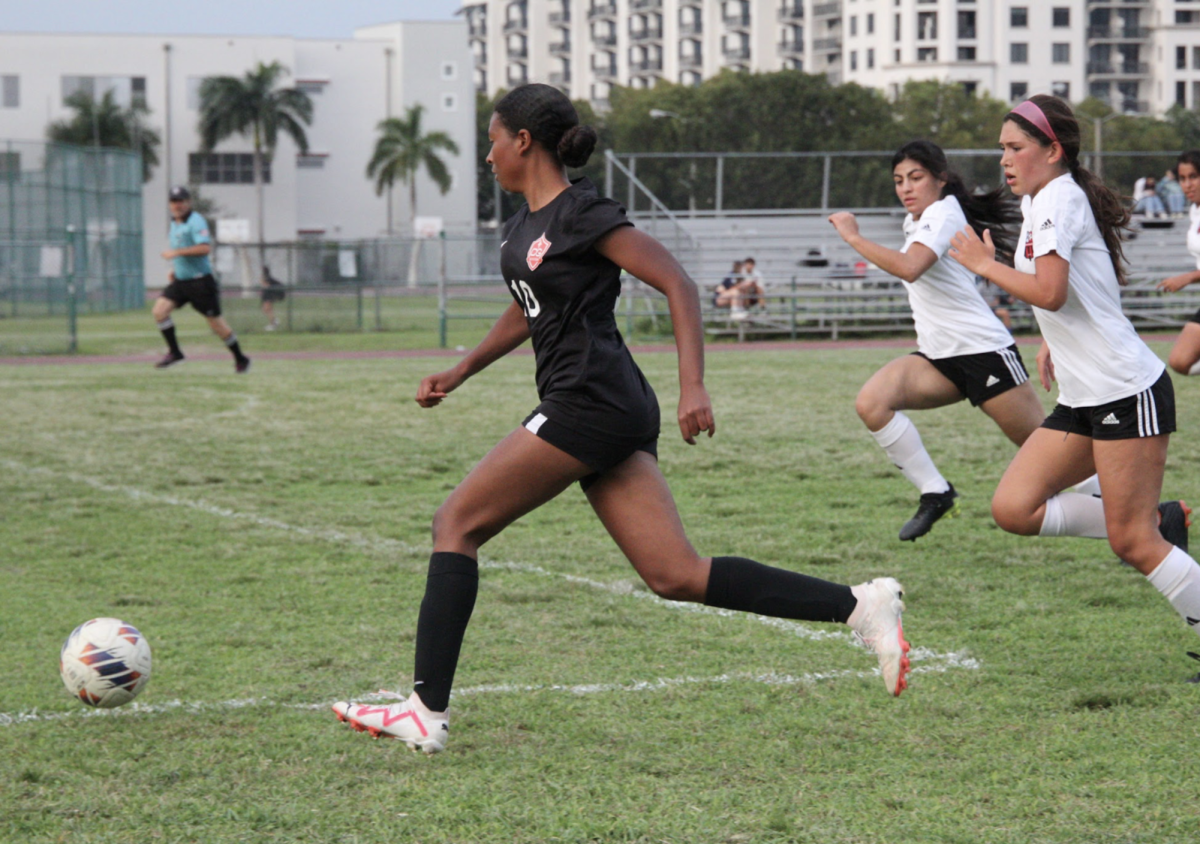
left=60, top=618, right=152, bottom=708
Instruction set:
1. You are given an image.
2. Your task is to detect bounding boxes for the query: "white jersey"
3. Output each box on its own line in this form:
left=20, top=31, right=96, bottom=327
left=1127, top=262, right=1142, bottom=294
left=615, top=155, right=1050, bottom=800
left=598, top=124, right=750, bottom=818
left=1189, top=203, right=1200, bottom=270
left=900, top=194, right=1015, bottom=359
left=1016, top=173, right=1164, bottom=407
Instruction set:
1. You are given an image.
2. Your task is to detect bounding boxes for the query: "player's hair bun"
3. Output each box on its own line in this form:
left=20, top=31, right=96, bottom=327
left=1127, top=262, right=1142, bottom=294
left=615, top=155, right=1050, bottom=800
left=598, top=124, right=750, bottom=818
left=558, top=124, right=598, bottom=169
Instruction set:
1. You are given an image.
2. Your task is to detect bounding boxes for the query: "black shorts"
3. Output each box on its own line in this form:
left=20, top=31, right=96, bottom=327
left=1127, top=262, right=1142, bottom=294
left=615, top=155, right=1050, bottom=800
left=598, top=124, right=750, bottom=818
left=162, top=274, right=222, bottom=317
left=522, top=405, right=659, bottom=492
left=913, top=344, right=1030, bottom=407
left=1041, top=370, right=1176, bottom=440
left=1188, top=306, right=1200, bottom=325
left=261, top=285, right=286, bottom=303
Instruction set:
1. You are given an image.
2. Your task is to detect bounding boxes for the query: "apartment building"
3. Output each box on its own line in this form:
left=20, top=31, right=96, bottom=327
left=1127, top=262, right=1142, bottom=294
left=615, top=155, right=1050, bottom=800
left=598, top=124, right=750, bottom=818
left=463, top=0, right=1200, bottom=115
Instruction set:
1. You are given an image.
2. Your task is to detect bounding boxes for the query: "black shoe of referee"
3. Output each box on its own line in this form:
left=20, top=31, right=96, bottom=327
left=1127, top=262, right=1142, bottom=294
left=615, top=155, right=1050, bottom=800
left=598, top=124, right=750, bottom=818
left=1157, top=500, right=1191, bottom=553
left=155, top=351, right=185, bottom=369
left=899, top=485, right=959, bottom=542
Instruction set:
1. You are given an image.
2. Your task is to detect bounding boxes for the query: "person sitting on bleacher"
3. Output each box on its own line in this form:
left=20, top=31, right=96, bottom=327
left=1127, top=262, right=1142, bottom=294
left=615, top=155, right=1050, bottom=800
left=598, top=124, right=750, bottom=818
left=1133, top=177, right=1167, bottom=218
left=712, top=259, right=764, bottom=321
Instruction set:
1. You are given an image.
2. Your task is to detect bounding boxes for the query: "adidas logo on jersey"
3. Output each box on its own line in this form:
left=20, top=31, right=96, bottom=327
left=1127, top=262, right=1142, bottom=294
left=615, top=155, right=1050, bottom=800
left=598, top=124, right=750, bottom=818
left=1101, top=413, right=1120, bottom=425
left=1040, top=219, right=1055, bottom=231
left=985, top=375, right=1000, bottom=387
left=526, top=233, right=552, bottom=272
left=921, top=223, right=933, bottom=231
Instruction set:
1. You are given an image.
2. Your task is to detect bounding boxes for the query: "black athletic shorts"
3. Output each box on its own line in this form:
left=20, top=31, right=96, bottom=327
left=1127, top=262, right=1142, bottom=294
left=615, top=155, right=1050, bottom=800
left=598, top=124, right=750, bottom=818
left=1041, top=370, right=1176, bottom=440
left=521, top=405, right=659, bottom=492
left=1187, top=306, right=1200, bottom=325
left=913, top=343, right=1030, bottom=407
left=261, top=284, right=286, bottom=303
left=162, top=274, right=222, bottom=317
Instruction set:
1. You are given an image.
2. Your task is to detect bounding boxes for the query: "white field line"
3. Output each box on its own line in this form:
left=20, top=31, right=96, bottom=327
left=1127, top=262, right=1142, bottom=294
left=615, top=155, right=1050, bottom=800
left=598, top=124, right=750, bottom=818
left=0, top=653, right=979, bottom=727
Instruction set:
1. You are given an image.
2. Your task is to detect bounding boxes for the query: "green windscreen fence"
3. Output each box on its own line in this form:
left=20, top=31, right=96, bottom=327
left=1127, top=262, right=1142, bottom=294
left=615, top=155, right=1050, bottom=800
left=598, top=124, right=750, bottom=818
left=0, top=140, right=144, bottom=354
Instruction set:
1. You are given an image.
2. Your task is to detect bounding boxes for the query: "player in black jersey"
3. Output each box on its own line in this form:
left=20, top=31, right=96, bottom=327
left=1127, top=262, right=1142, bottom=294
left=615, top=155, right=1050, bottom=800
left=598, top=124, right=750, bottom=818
left=331, top=84, right=912, bottom=753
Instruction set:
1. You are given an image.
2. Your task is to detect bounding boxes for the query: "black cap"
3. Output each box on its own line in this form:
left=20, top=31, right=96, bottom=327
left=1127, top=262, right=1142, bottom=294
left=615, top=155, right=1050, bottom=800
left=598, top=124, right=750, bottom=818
left=168, top=186, right=191, bottom=201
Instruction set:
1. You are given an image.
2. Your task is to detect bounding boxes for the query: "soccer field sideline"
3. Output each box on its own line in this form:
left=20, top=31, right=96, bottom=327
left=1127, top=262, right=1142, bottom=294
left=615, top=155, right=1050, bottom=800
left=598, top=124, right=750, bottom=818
left=1, top=455, right=980, bottom=730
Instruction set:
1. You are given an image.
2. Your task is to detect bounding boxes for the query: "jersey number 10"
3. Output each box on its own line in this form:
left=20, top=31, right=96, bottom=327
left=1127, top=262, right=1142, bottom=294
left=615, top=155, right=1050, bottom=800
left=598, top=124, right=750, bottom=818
left=509, top=279, right=542, bottom=317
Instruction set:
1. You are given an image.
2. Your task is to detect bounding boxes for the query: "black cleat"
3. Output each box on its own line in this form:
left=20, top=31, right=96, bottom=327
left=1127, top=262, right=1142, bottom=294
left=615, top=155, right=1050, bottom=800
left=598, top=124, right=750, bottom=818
left=899, top=485, right=959, bottom=542
left=155, top=351, right=185, bottom=369
left=1187, top=652, right=1200, bottom=685
left=235, top=357, right=251, bottom=374
left=1157, top=500, right=1191, bottom=553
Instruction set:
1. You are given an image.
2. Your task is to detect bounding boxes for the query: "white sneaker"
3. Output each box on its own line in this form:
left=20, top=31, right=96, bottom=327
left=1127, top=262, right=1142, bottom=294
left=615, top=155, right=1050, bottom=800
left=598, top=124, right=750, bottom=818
left=848, top=577, right=911, bottom=697
left=730, top=306, right=749, bottom=322
left=331, top=693, right=449, bottom=754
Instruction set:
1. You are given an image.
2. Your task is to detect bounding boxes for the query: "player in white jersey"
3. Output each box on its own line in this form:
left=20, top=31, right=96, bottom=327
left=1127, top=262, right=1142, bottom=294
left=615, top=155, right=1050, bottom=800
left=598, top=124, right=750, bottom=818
left=951, top=96, right=1200, bottom=680
left=829, top=140, right=1050, bottom=542
left=1154, top=151, right=1200, bottom=376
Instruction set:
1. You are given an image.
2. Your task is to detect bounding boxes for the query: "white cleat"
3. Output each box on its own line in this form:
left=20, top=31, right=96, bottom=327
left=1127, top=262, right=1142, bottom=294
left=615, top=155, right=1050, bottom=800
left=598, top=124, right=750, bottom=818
left=331, top=694, right=449, bottom=754
left=849, top=577, right=911, bottom=697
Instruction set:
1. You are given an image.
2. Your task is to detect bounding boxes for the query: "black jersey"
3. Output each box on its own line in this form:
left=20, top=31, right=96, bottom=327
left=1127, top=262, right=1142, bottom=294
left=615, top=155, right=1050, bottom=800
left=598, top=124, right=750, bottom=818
left=500, top=178, right=658, bottom=442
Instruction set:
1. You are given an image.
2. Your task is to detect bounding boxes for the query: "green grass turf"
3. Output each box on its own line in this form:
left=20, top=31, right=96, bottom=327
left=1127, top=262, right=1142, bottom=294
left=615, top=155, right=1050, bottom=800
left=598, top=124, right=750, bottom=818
left=2, top=341, right=1200, bottom=843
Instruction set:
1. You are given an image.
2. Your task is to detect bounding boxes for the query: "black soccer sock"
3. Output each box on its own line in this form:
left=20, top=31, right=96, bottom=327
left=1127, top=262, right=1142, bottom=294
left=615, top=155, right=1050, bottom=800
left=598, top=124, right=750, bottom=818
left=704, top=556, right=857, bottom=624
left=158, top=318, right=181, bottom=355
left=412, top=551, right=479, bottom=713
left=223, top=332, right=247, bottom=362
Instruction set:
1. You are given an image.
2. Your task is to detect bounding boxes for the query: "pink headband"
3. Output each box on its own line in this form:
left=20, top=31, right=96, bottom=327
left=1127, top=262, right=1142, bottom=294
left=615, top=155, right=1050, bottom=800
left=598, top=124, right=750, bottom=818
left=1010, top=100, right=1059, bottom=145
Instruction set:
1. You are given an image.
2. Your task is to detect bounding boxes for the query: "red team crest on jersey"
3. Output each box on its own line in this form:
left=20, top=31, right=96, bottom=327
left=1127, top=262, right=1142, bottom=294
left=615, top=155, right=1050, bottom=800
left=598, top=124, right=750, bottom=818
left=526, top=233, right=551, bottom=271
left=1024, top=230, right=1034, bottom=260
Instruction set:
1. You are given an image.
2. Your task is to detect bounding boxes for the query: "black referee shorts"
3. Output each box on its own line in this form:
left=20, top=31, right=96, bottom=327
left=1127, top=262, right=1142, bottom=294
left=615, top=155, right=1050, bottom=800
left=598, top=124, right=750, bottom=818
left=913, top=343, right=1030, bottom=407
left=1041, top=370, right=1176, bottom=440
left=521, top=405, right=659, bottom=491
left=162, top=274, right=222, bottom=318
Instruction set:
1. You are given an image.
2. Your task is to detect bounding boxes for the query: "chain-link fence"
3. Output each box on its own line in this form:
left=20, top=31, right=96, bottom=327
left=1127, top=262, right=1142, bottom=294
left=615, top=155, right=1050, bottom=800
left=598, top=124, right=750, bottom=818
left=0, top=140, right=144, bottom=354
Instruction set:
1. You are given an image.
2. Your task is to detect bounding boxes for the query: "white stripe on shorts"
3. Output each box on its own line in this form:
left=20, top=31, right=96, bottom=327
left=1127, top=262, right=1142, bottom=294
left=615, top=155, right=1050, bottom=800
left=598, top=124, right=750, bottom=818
left=525, top=412, right=548, bottom=435
left=1136, top=389, right=1159, bottom=437
left=997, top=347, right=1027, bottom=386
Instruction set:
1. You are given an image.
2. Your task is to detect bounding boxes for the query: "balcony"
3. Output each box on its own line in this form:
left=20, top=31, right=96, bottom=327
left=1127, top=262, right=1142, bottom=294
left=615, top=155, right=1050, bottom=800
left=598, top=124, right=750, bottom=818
left=1087, top=25, right=1149, bottom=39
left=630, top=26, right=663, bottom=42
left=588, top=1, right=617, bottom=20
left=593, top=65, right=618, bottom=79
left=813, top=1, right=840, bottom=17
left=549, top=40, right=571, bottom=55
left=630, top=58, right=664, bottom=72
left=468, top=19, right=488, bottom=37
left=679, top=21, right=703, bottom=35
left=813, top=37, right=840, bottom=51
left=549, top=10, right=571, bottom=24
left=631, top=0, right=662, bottom=9
left=549, top=71, right=572, bottom=85
left=723, top=44, right=751, bottom=60
left=778, top=4, right=804, bottom=22
left=723, top=12, right=751, bottom=29
left=1086, top=60, right=1150, bottom=75
left=507, top=43, right=528, bottom=58
left=778, top=40, right=803, bottom=57
left=1118, top=99, right=1150, bottom=114
left=593, top=32, right=617, bottom=46
left=503, top=17, right=528, bottom=33
left=679, top=52, right=702, bottom=68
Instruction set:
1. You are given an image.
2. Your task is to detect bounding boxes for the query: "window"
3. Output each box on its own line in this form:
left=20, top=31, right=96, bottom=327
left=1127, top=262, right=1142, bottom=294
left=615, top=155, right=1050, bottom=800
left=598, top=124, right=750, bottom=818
left=188, top=152, right=271, bottom=185
left=867, top=48, right=875, bottom=68
left=442, top=93, right=458, bottom=111
left=850, top=16, right=857, bottom=36
left=867, top=13, right=874, bottom=34
left=894, top=13, right=901, bottom=41
left=1011, top=43, right=1028, bottom=64
left=131, top=77, right=146, bottom=108
left=1180, top=46, right=1189, bottom=70
left=297, top=154, right=327, bottom=169
left=1194, top=46, right=1200, bottom=70
left=1010, top=81, right=1028, bottom=101
left=917, top=12, right=937, bottom=40
left=917, top=47, right=938, bottom=62
left=61, top=75, right=94, bottom=103
left=894, top=48, right=901, bottom=62
left=1, top=75, right=17, bottom=108
left=1052, top=7, right=1069, bottom=27
left=441, top=61, right=458, bottom=80
left=187, top=77, right=207, bottom=110
left=958, top=46, right=976, bottom=61
left=850, top=50, right=858, bottom=70
left=61, top=75, right=144, bottom=108
left=1052, top=43, right=1070, bottom=64
left=1179, top=81, right=1188, bottom=108
left=958, top=11, right=975, bottom=39
left=1011, top=7, right=1028, bottom=28
left=1051, top=81, right=1070, bottom=100
left=962, top=81, right=978, bottom=96
left=295, top=80, right=326, bottom=95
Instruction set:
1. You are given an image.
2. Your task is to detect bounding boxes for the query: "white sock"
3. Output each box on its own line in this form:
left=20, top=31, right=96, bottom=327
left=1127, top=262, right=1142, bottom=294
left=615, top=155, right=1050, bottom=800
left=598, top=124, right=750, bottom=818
left=1146, top=547, right=1200, bottom=640
left=1073, top=474, right=1102, bottom=497
left=1038, top=493, right=1108, bottom=538
left=1188, top=361, right=1200, bottom=376
left=870, top=412, right=949, bottom=495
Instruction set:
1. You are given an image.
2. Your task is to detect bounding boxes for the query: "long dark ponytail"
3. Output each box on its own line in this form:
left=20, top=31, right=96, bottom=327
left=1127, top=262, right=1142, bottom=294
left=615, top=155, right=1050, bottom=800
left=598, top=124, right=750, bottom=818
left=493, top=83, right=598, bottom=169
left=1005, top=95, right=1131, bottom=285
left=892, top=140, right=1019, bottom=265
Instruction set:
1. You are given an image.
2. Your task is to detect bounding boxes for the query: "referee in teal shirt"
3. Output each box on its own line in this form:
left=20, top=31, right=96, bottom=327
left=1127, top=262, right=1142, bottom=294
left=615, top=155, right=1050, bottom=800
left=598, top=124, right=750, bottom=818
left=151, top=186, right=250, bottom=372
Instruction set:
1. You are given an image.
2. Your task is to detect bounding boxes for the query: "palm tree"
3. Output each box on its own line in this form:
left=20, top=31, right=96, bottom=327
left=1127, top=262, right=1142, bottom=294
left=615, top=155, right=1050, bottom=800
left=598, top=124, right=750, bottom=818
left=367, top=104, right=460, bottom=236
left=198, top=61, right=313, bottom=256
left=47, top=90, right=161, bottom=181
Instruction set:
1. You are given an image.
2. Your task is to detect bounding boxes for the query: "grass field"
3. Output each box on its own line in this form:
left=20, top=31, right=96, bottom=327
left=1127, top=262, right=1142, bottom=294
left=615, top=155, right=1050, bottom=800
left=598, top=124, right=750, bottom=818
left=3, top=339, right=1200, bottom=843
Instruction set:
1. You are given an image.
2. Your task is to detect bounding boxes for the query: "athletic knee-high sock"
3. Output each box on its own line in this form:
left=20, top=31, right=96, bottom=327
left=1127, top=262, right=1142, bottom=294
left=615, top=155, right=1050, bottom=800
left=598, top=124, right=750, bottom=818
left=1037, top=493, right=1109, bottom=538
left=704, top=556, right=857, bottom=624
left=1073, top=474, right=1102, bottom=497
left=869, top=412, right=950, bottom=495
left=412, top=551, right=479, bottom=712
left=1146, top=546, right=1200, bottom=640
left=158, top=318, right=181, bottom=355
left=1188, top=361, right=1200, bottom=376
left=223, top=332, right=247, bottom=362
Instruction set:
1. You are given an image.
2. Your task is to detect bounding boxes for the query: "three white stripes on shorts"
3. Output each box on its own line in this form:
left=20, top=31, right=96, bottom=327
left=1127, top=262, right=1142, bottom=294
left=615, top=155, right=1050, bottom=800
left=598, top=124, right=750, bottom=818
left=997, top=347, right=1028, bottom=386
left=1136, top=388, right=1160, bottom=437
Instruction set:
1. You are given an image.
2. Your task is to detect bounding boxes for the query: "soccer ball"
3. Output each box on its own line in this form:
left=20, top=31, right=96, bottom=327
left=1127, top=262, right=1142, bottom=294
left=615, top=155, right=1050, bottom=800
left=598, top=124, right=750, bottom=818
left=59, top=618, right=152, bottom=708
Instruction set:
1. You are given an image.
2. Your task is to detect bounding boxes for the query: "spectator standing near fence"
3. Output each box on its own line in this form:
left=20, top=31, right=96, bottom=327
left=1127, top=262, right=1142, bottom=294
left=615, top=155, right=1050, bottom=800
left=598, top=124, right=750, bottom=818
left=1155, top=151, right=1200, bottom=376
left=260, top=266, right=286, bottom=331
left=828, top=140, right=1060, bottom=542
left=329, top=83, right=913, bottom=753
left=950, top=97, right=1200, bottom=680
left=152, top=186, right=250, bottom=373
